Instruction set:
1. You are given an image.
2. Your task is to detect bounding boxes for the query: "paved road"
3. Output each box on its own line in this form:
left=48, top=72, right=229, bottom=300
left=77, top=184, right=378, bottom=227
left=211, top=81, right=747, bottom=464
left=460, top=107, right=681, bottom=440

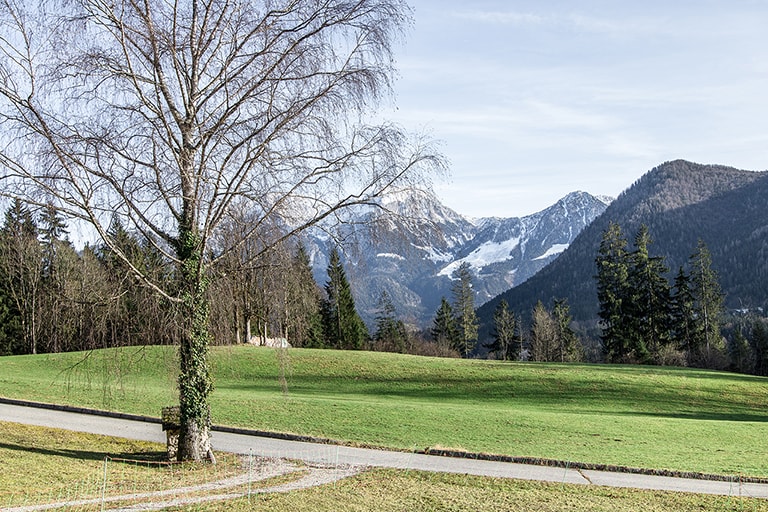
left=2, top=401, right=767, bottom=499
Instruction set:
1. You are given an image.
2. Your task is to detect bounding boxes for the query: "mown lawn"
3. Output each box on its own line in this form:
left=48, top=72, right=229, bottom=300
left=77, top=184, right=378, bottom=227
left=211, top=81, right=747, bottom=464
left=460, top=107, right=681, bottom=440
left=2, top=422, right=766, bottom=512
left=190, top=470, right=768, bottom=512
left=0, top=345, right=766, bottom=477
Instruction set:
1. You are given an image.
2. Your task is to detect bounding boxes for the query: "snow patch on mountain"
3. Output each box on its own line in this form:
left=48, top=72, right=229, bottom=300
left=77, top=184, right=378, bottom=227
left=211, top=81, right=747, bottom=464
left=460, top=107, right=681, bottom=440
left=377, top=253, right=405, bottom=261
left=534, top=243, right=569, bottom=260
left=438, top=237, right=521, bottom=277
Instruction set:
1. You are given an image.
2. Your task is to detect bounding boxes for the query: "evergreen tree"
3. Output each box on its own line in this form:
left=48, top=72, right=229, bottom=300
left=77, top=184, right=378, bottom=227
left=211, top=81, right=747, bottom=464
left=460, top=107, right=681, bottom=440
left=99, top=219, right=178, bottom=348
left=553, top=299, right=581, bottom=362
left=373, top=290, right=408, bottom=353
left=670, top=266, right=696, bottom=361
left=689, top=239, right=725, bottom=367
left=0, top=289, right=18, bottom=355
left=727, top=326, right=751, bottom=374
left=0, top=200, right=37, bottom=354
left=321, top=247, right=367, bottom=350
left=451, top=262, right=478, bottom=357
left=37, top=203, right=79, bottom=353
left=486, top=299, right=520, bottom=361
left=595, top=222, right=631, bottom=362
left=431, top=297, right=459, bottom=350
left=286, top=243, right=324, bottom=348
left=749, top=319, right=768, bottom=376
left=626, top=225, right=671, bottom=363
left=3, top=199, right=37, bottom=238
left=39, top=202, right=70, bottom=276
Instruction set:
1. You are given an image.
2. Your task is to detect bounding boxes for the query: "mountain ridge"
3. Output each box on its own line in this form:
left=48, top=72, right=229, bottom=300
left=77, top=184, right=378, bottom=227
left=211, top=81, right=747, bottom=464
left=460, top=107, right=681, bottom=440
left=306, top=189, right=611, bottom=327
left=476, top=159, right=768, bottom=347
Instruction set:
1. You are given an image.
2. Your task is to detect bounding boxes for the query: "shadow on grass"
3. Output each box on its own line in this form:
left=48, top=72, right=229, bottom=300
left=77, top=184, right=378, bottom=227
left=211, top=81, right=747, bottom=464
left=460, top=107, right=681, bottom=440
left=604, top=410, right=768, bottom=423
left=215, top=361, right=768, bottom=424
left=0, top=441, right=167, bottom=464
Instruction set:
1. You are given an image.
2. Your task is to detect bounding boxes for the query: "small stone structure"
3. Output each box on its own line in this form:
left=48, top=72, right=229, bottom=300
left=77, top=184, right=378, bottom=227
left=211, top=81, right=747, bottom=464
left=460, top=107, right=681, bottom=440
left=161, top=406, right=181, bottom=461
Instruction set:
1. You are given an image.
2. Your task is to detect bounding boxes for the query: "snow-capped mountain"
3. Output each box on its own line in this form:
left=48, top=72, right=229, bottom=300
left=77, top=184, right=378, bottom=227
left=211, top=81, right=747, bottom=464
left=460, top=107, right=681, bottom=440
left=306, top=189, right=611, bottom=327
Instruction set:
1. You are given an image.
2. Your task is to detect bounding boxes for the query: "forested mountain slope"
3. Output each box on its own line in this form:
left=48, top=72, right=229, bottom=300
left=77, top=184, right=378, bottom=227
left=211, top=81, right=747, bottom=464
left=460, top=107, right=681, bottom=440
left=477, top=160, right=768, bottom=340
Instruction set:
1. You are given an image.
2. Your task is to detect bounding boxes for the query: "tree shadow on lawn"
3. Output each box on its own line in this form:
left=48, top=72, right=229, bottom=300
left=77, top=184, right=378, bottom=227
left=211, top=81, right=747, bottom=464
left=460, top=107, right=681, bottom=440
left=0, top=441, right=167, bottom=464
left=218, top=370, right=768, bottom=424
left=603, top=409, right=768, bottom=423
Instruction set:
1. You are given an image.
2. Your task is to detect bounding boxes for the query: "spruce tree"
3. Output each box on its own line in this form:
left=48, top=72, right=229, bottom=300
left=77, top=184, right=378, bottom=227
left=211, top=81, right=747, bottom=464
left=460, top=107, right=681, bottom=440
left=689, top=239, right=724, bottom=366
left=727, top=327, right=751, bottom=374
left=553, top=299, right=581, bottom=362
left=0, top=200, right=37, bottom=354
left=451, top=262, right=478, bottom=357
left=750, top=319, right=768, bottom=376
left=37, top=203, right=78, bottom=353
left=373, top=290, right=407, bottom=353
left=671, top=266, right=696, bottom=363
left=287, top=243, right=324, bottom=348
left=595, top=222, right=631, bottom=362
left=321, top=247, right=367, bottom=350
left=431, top=297, right=459, bottom=350
left=627, top=225, right=671, bottom=363
left=0, top=199, right=42, bottom=354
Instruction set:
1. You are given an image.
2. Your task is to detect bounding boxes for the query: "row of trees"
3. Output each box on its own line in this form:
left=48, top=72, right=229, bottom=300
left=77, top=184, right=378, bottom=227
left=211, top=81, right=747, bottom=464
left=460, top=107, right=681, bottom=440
left=596, top=222, right=725, bottom=367
left=0, top=199, right=180, bottom=356
left=484, top=298, right=583, bottom=363
left=429, top=263, right=583, bottom=363
left=0, top=199, right=420, bottom=358
left=5, top=198, right=768, bottom=374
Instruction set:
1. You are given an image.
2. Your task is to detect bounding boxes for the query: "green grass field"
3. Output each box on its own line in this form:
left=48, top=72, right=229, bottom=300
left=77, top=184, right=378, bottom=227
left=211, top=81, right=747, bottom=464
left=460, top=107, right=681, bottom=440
left=1, top=345, right=767, bottom=477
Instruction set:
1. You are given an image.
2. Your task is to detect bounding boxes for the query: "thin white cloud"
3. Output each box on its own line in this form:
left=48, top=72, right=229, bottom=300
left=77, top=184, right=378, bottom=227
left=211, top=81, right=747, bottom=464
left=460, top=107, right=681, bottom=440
left=451, top=10, right=545, bottom=26
left=450, top=9, right=666, bottom=38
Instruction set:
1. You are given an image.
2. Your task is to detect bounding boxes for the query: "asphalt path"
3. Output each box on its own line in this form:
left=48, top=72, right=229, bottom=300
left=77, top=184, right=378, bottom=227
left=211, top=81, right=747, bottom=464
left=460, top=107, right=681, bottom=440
left=2, top=401, right=767, bottom=499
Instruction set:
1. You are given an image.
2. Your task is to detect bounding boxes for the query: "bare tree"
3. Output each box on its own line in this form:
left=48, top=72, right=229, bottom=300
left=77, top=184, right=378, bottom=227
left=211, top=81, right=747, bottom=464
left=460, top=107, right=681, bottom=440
left=530, top=300, right=556, bottom=362
left=0, top=0, right=439, bottom=461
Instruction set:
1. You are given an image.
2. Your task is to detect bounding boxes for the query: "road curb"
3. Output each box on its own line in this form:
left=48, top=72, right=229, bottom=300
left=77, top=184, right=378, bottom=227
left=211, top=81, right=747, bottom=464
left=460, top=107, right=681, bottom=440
left=0, top=396, right=160, bottom=424
left=2, top=396, right=766, bottom=485
left=420, top=448, right=768, bottom=485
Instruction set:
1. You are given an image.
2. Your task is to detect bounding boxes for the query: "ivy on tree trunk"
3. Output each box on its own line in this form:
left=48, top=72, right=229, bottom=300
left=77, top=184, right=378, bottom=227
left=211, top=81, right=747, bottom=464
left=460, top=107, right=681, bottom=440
left=175, top=229, right=214, bottom=462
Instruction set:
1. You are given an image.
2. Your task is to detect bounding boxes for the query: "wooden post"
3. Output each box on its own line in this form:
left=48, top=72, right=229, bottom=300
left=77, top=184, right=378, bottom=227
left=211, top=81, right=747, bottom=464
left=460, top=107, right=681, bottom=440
left=161, top=406, right=181, bottom=461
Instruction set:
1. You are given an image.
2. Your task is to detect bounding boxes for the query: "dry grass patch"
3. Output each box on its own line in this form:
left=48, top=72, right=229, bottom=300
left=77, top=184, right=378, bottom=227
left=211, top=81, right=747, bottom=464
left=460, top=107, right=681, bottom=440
left=0, top=421, right=244, bottom=509
left=176, top=469, right=768, bottom=512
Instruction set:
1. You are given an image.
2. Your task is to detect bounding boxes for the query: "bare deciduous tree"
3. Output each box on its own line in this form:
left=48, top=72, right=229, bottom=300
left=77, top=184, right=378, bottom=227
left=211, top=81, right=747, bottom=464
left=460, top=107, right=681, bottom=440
left=0, top=0, right=439, bottom=461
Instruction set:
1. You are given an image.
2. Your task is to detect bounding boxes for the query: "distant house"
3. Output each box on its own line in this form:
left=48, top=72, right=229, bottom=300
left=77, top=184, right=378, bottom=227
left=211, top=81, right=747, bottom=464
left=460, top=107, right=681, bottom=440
left=248, top=336, right=291, bottom=348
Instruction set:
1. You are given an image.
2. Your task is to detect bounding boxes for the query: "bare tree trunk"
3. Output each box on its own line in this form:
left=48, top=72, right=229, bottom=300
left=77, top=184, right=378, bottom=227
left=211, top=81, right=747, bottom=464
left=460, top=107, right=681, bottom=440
left=234, top=307, right=241, bottom=345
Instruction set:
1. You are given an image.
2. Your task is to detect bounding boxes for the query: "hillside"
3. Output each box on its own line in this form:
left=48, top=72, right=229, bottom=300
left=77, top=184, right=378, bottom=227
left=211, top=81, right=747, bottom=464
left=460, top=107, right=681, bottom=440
left=305, top=190, right=609, bottom=327
left=1, top=345, right=767, bottom=477
left=477, top=160, right=768, bottom=342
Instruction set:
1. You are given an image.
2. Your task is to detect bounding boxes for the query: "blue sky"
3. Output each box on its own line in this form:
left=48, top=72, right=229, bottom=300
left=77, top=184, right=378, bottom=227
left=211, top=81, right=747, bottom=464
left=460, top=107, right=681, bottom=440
left=384, top=1, right=768, bottom=218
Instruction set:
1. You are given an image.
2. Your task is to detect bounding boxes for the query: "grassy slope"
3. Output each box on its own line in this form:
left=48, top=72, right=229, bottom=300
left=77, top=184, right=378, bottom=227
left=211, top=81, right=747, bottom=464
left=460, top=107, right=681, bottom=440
left=0, top=345, right=767, bottom=477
